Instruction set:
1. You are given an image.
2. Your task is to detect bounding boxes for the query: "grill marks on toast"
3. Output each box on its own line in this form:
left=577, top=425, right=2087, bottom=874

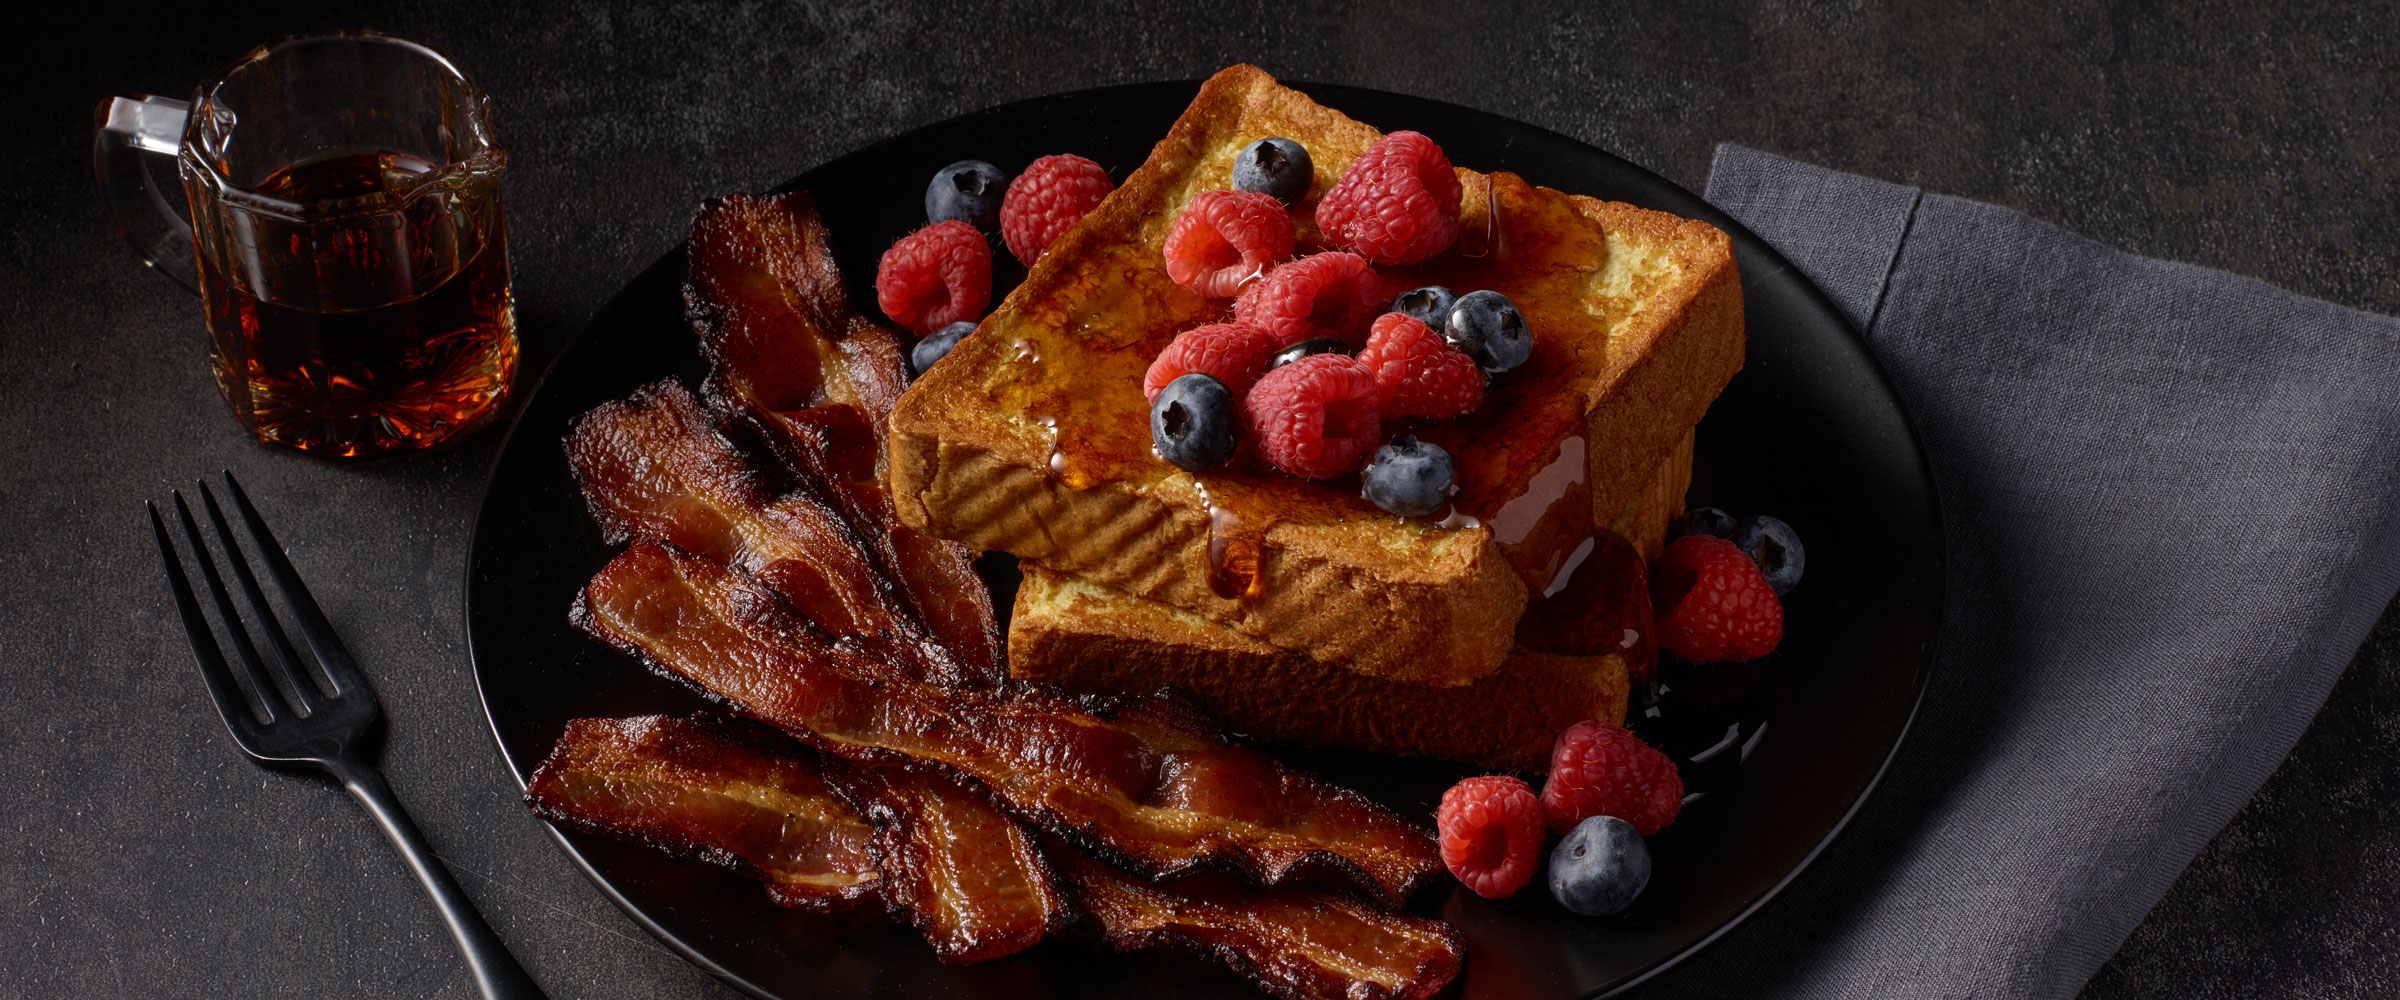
left=686, top=192, right=1002, bottom=679
left=1006, top=430, right=1690, bottom=770
left=574, top=541, right=1443, bottom=905
left=888, top=65, right=1743, bottom=688
left=528, top=715, right=1460, bottom=998
left=1009, top=567, right=1632, bottom=771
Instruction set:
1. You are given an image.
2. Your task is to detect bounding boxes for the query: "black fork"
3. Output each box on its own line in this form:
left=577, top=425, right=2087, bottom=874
left=148, top=473, right=545, bottom=1000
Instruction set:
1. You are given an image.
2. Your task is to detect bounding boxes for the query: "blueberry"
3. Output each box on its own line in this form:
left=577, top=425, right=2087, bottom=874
left=924, top=160, right=1007, bottom=230
left=910, top=321, right=975, bottom=377
left=1151, top=373, right=1239, bottom=471
left=1270, top=336, right=1349, bottom=370
left=1360, top=435, right=1455, bottom=517
left=1231, top=137, right=1313, bottom=205
left=1666, top=506, right=1738, bottom=542
left=1390, top=286, right=1459, bottom=334
left=1730, top=514, right=1805, bottom=594
left=1548, top=815, right=1651, bottom=917
left=1445, top=290, right=1534, bottom=373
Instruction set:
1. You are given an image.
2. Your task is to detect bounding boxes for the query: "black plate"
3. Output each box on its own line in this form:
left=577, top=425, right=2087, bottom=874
left=466, top=79, right=1941, bottom=999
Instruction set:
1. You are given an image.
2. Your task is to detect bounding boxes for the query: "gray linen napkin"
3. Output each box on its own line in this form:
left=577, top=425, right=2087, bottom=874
left=1634, top=145, right=2400, bottom=999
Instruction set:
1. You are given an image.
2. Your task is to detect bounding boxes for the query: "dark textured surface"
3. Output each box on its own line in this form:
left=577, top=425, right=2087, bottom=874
left=4, top=2, right=2393, bottom=997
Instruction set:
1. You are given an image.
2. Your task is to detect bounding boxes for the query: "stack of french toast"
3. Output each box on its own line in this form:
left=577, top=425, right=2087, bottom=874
left=893, top=64, right=1742, bottom=770
left=527, top=64, right=1743, bottom=999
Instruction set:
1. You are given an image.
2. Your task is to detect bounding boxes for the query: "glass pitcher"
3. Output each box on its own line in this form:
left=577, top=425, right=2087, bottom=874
left=96, top=31, right=518, bottom=459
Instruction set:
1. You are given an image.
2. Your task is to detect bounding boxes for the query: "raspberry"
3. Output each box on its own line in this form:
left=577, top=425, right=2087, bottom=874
left=1244, top=354, right=1381, bottom=479
left=1540, top=721, right=1684, bottom=837
left=1357, top=313, right=1484, bottom=419
left=1143, top=322, right=1277, bottom=403
left=1315, top=131, right=1463, bottom=265
left=1436, top=775, right=1544, bottom=899
left=1000, top=154, right=1115, bottom=266
left=874, top=221, right=991, bottom=336
left=1652, top=535, right=1785, bottom=663
left=1232, top=252, right=1384, bottom=348
left=1163, top=190, right=1295, bottom=298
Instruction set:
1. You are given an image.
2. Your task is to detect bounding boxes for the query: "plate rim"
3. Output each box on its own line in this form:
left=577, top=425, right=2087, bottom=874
left=463, top=75, right=1943, bottom=1000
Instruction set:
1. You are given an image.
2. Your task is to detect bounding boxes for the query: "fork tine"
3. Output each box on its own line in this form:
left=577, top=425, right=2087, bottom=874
left=196, top=481, right=330, bottom=703
left=218, top=471, right=368, bottom=695
left=172, top=491, right=304, bottom=718
left=150, top=500, right=275, bottom=731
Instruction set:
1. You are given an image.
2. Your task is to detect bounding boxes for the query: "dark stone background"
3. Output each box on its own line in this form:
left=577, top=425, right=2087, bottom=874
left=5, top=2, right=2392, bottom=996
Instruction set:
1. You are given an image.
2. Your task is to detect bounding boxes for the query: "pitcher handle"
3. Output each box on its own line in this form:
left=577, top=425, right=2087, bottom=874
left=95, top=94, right=199, bottom=293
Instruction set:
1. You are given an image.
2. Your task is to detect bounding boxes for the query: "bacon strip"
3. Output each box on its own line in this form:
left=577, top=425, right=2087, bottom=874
left=685, top=191, right=1002, bottom=678
left=528, top=715, right=1057, bottom=962
left=1052, top=848, right=1463, bottom=1000
left=566, top=381, right=884, bottom=647
left=565, top=379, right=980, bottom=687
left=683, top=192, right=878, bottom=432
left=820, top=759, right=1068, bottom=963
left=574, top=541, right=1443, bottom=905
left=524, top=715, right=878, bottom=909
left=533, top=714, right=1460, bottom=998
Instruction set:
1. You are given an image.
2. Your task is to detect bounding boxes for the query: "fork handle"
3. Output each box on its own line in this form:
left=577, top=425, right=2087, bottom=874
left=334, top=757, right=549, bottom=1000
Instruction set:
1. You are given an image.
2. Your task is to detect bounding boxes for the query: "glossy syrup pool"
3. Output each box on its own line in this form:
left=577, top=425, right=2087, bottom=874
left=1199, top=488, right=1264, bottom=601
left=1524, top=532, right=1774, bottom=802
left=961, top=169, right=1661, bottom=600
left=1633, top=659, right=1779, bottom=800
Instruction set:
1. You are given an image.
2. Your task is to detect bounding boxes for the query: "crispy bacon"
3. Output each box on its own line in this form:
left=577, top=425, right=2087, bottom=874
left=545, top=190, right=1459, bottom=984
left=683, top=192, right=876, bottom=430
left=566, top=381, right=882, bottom=644
left=524, top=715, right=878, bottom=909
left=565, top=379, right=984, bottom=687
left=574, top=541, right=1443, bottom=905
left=684, top=191, right=1002, bottom=679
left=534, top=714, right=1460, bottom=999
left=531, top=717, right=1057, bottom=962
left=1052, top=848, right=1463, bottom=1000
left=820, top=758, right=1068, bottom=963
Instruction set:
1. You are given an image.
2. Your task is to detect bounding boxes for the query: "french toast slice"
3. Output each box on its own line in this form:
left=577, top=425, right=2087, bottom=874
left=1009, top=431, right=1692, bottom=770
left=890, top=64, right=1742, bottom=688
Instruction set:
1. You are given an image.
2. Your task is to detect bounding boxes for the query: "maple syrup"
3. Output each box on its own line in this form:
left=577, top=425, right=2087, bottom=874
left=1205, top=505, right=1265, bottom=601
left=1517, top=529, right=1657, bottom=680
left=194, top=151, right=517, bottom=458
left=981, top=169, right=1633, bottom=603
left=1485, top=435, right=1592, bottom=587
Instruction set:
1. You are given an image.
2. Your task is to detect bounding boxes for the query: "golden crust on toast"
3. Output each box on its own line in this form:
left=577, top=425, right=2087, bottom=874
left=891, top=64, right=1741, bottom=688
left=1616, top=428, right=1696, bottom=565
left=1010, top=570, right=1627, bottom=771
left=1009, top=431, right=1693, bottom=770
